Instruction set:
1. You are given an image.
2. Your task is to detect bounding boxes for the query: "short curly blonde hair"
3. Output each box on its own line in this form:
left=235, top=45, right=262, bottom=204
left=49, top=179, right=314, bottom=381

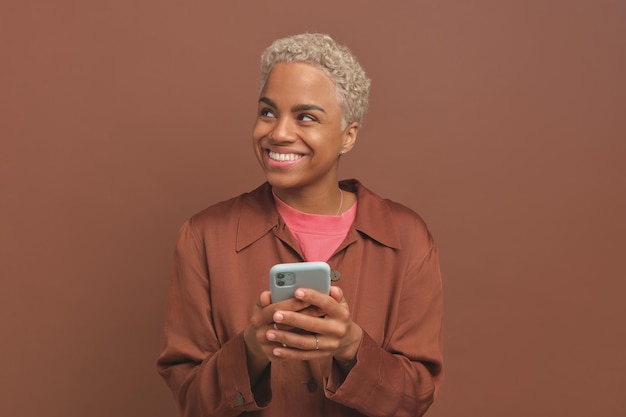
left=259, top=33, right=371, bottom=126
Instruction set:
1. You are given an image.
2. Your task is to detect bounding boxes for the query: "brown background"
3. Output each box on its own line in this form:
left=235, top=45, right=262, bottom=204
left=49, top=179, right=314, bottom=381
left=1, top=1, right=624, bottom=416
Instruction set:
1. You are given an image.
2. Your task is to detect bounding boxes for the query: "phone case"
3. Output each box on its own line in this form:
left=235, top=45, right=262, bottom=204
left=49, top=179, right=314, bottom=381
left=269, top=261, right=331, bottom=302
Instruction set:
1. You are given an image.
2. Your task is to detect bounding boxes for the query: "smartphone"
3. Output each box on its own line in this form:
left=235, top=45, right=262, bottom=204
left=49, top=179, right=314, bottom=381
left=269, top=261, right=331, bottom=303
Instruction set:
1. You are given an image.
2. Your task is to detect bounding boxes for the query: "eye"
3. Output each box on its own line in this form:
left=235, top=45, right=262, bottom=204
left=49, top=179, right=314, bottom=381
left=298, top=114, right=317, bottom=122
left=260, top=108, right=275, bottom=118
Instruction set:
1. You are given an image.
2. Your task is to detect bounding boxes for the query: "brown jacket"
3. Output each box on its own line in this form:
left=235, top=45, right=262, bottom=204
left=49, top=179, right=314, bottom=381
left=157, top=179, right=444, bottom=417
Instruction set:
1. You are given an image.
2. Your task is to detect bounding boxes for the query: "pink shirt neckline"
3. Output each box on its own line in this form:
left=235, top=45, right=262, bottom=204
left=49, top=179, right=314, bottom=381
left=273, top=192, right=357, bottom=261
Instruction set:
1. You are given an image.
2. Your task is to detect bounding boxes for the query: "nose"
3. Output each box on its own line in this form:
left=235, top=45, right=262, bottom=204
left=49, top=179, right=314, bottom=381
left=270, top=117, right=296, bottom=143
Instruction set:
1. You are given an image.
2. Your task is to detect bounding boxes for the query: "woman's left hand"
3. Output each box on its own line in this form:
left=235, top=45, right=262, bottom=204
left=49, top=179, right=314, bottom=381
left=266, top=286, right=363, bottom=365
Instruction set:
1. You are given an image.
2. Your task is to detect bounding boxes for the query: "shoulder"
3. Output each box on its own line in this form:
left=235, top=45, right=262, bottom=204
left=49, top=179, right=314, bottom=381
left=346, top=179, right=434, bottom=249
left=385, top=199, right=430, bottom=233
left=383, top=196, right=434, bottom=252
left=187, top=183, right=272, bottom=229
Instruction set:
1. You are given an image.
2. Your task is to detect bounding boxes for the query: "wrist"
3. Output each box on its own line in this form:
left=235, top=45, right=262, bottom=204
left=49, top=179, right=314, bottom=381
left=334, top=324, right=363, bottom=364
left=244, top=326, right=270, bottom=381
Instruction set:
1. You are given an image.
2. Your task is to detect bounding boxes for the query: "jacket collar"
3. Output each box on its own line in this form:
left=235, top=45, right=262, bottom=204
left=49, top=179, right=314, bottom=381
left=235, top=183, right=279, bottom=252
left=235, top=180, right=402, bottom=252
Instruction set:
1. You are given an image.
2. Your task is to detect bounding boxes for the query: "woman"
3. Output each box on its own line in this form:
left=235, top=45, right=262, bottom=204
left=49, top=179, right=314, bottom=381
left=157, top=33, right=444, bottom=417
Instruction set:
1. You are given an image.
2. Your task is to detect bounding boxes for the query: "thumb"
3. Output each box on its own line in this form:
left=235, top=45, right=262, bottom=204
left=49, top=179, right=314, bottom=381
left=259, top=290, right=272, bottom=307
left=329, top=286, right=344, bottom=303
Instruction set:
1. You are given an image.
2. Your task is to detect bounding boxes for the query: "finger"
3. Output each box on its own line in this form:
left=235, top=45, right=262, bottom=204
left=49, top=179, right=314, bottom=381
left=257, top=296, right=312, bottom=333
left=256, top=295, right=312, bottom=326
left=271, top=331, right=329, bottom=352
left=329, top=286, right=345, bottom=303
left=297, top=305, right=326, bottom=318
left=259, top=291, right=272, bottom=307
left=272, top=304, right=324, bottom=332
left=293, top=288, right=343, bottom=318
left=267, top=329, right=311, bottom=351
left=269, top=334, right=331, bottom=360
left=273, top=296, right=312, bottom=312
left=272, top=346, right=327, bottom=361
left=272, top=310, right=329, bottom=336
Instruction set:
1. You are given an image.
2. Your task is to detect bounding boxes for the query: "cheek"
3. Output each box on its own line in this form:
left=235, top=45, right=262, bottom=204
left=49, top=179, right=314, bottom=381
left=252, top=126, right=261, bottom=142
left=252, top=121, right=270, bottom=141
left=251, top=124, right=266, bottom=158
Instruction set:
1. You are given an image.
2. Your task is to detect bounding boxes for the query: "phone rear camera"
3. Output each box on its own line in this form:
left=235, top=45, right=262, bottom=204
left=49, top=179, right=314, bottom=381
left=277, top=273, right=284, bottom=279
left=276, top=280, right=285, bottom=287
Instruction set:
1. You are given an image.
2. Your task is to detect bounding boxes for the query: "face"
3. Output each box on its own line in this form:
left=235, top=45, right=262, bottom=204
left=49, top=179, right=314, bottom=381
left=253, top=62, right=358, bottom=193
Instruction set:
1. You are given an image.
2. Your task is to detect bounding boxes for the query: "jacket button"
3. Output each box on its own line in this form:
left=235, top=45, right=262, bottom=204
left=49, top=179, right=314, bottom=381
left=307, top=379, right=318, bottom=392
left=331, top=270, right=341, bottom=281
left=235, top=392, right=245, bottom=405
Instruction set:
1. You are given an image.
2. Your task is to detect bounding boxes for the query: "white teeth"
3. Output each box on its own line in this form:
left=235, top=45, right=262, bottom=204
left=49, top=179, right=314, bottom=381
left=268, top=151, right=303, bottom=162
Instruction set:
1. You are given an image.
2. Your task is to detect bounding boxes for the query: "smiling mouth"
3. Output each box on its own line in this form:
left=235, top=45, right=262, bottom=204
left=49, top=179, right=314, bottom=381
left=267, top=150, right=305, bottom=162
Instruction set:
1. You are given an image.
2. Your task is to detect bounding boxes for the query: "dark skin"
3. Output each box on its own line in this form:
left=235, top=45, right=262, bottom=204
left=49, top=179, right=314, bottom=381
left=245, top=62, right=364, bottom=387
left=243, top=286, right=363, bottom=386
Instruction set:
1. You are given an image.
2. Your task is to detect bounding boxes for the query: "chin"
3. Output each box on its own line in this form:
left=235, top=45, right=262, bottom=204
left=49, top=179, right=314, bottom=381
left=264, top=174, right=303, bottom=191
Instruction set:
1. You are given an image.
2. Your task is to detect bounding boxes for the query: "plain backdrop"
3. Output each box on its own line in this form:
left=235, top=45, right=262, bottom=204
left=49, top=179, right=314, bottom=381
left=1, top=1, right=625, bottom=416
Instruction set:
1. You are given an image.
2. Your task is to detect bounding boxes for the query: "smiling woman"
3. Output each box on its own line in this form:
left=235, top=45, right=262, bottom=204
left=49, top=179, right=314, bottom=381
left=253, top=62, right=358, bottom=207
left=156, top=33, right=444, bottom=417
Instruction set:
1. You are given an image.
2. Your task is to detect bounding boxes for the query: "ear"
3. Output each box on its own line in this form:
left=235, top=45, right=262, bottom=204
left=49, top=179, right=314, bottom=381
left=340, top=122, right=359, bottom=154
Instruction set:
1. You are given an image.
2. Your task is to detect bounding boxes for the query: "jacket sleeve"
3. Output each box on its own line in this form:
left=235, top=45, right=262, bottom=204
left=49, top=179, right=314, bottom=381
left=156, top=219, right=270, bottom=417
left=324, top=241, right=444, bottom=417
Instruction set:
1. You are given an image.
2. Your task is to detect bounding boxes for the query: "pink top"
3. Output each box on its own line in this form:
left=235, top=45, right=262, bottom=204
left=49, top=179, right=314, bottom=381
left=273, top=193, right=357, bottom=262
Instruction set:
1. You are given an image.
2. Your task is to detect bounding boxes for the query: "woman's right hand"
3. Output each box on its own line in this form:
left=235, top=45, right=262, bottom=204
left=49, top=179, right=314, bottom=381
left=243, top=291, right=315, bottom=383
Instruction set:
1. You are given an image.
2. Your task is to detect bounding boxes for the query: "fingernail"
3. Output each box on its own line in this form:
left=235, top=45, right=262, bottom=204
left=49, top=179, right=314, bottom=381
left=273, top=348, right=283, bottom=357
left=274, top=312, right=284, bottom=322
left=295, top=289, right=305, bottom=298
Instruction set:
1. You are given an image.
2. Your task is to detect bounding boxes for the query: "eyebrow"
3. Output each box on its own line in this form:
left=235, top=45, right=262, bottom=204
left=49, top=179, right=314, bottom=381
left=259, top=97, right=326, bottom=114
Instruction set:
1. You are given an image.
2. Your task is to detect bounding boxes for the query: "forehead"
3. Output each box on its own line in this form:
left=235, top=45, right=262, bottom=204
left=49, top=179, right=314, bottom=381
left=261, top=62, right=340, bottom=109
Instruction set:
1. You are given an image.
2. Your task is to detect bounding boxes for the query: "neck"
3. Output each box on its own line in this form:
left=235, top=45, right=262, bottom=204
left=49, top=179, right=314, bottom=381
left=273, top=184, right=344, bottom=215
